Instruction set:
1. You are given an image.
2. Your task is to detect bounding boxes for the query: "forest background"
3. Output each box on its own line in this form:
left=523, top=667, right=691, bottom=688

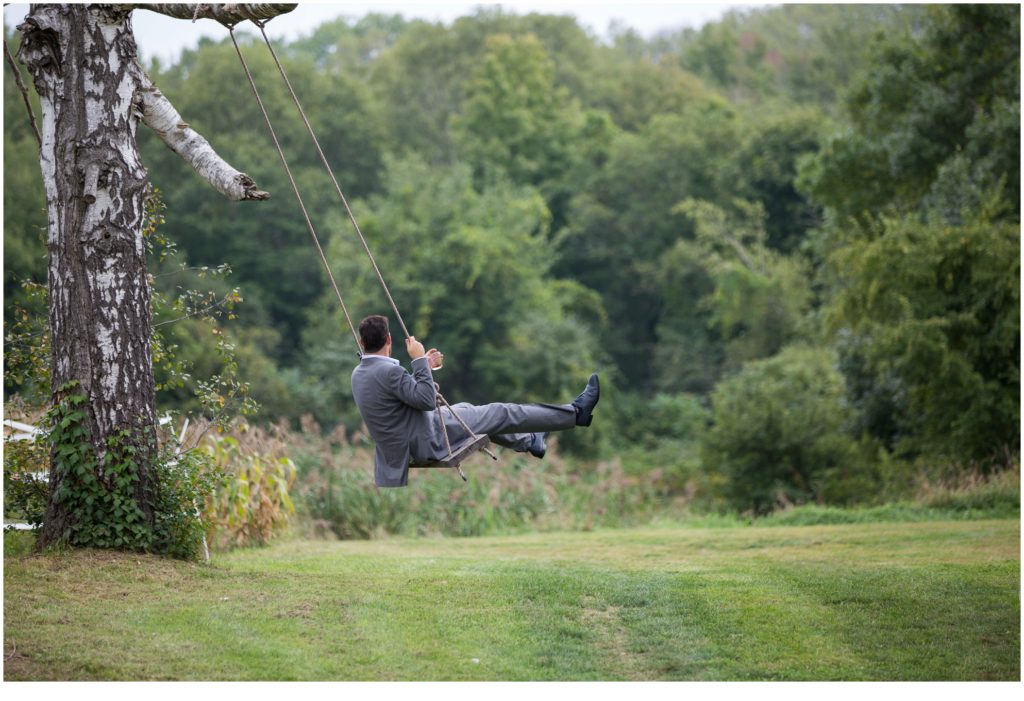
left=3, top=3, right=1020, bottom=527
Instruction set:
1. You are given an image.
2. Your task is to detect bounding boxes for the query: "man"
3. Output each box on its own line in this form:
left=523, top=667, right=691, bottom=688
left=351, top=315, right=600, bottom=487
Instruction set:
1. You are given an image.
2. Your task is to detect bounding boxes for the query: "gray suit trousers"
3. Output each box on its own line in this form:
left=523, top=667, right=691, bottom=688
left=410, top=402, right=577, bottom=461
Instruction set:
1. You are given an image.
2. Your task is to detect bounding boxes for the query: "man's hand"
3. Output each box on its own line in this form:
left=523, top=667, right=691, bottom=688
left=406, top=336, right=426, bottom=360
left=425, top=348, right=444, bottom=370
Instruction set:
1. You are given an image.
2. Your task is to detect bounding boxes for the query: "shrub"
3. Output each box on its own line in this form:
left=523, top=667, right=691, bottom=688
left=913, top=462, right=1020, bottom=515
left=3, top=436, right=49, bottom=529
left=3, top=398, right=219, bottom=560
left=702, top=345, right=859, bottom=514
left=153, top=444, right=221, bottom=560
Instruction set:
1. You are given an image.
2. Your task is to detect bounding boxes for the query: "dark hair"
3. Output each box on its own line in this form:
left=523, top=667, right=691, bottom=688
left=358, top=315, right=390, bottom=353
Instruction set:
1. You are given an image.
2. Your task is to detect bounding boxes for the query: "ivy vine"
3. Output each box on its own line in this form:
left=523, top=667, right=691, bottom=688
left=39, top=381, right=220, bottom=558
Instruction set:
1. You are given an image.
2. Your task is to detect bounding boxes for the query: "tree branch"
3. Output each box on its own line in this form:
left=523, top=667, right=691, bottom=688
left=722, top=234, right=759, bottom=272
left=136, top=4, right=297, bottom=25
left=137, top=72, right=269, bottom=201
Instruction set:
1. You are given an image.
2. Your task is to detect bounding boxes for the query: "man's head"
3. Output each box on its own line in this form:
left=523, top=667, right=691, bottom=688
left=358, top=315, right=390, bottom=354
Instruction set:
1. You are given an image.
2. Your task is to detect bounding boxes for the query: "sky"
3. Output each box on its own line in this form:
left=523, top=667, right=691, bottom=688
left=4, top=2, right=769, bottom=66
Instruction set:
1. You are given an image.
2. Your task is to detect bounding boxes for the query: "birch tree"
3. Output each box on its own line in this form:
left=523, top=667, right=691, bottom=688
left=16, top=3, right=294, bottom=550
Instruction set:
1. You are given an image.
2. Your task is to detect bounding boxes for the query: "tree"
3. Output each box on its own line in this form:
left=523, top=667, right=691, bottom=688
left=655, top=199, right=812, bottom=393
left=726, top=108, right=824, bottom=253
left=825, top=215, right=1020, bottom=463
left=702, top=345, right=856, bottom=514
left=799, top=4, right=1020, bottom=225
left=15, top=3, right=292, bottom=550
left=453, top=33, right=579, bottom=187
left=798, top=4, right=1020, bottom=466
left=672, top=4, right=912, bottom=107
left=556, top=104, right=741, bottom=390
left=138, top=33, right=385, bottom=360
left=3, top=26, right=47, bottom=315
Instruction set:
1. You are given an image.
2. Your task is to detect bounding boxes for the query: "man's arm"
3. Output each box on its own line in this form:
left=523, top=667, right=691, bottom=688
left=388, top=359, right=436, bottom=411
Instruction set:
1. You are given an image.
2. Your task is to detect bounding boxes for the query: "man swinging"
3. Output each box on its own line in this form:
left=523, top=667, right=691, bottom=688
left=351, top=315, right=600, bottom=487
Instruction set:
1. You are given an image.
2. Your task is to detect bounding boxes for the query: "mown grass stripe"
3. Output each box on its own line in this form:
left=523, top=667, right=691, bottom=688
left=4, top=520, right=1019, bottom=680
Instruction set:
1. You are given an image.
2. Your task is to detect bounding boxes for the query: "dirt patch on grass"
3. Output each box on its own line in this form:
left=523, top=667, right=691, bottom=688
left=278, top=602, right=318, bottom=619
left=3, top=638, right=31, bottom=679
left=580, top=595, right=648, bottom=680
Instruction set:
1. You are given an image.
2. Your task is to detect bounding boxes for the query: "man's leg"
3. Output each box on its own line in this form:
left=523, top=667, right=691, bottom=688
left=431, top=376, right=599, bottom=458
left=490, top=432, right=536, bottom=452
left=439, top=402, right=575, bottom=453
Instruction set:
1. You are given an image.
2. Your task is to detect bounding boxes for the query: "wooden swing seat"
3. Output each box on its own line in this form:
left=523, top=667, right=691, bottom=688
left=410, top=433, right=491, bottom=468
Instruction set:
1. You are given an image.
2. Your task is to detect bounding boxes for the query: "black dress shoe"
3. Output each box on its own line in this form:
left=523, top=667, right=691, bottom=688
left=572, top=374, right=600, bottom=426
left=528, top=432, right=548, bottom=459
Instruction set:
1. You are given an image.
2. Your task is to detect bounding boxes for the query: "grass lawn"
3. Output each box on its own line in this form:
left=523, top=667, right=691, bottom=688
left=3, top=519, right=1019, bottom=680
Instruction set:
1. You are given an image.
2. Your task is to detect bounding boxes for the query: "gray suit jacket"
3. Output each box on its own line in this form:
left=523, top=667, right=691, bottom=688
left=351, top=354, right=436, bottom=487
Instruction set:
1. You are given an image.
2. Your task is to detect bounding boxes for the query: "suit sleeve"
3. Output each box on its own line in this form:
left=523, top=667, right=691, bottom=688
left=389, top=357, right=436, bottom=411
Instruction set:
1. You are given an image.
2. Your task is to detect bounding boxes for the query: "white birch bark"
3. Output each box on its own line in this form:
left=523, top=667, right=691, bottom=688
left=137, top=4, right=297, bottom=24
left=20, top=3, right=158, bottom=544
left=138, top=74, right=269, bottom=201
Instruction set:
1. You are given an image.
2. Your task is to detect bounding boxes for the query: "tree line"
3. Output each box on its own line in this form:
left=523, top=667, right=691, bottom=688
left=4, top=3, right=1019, bottom=514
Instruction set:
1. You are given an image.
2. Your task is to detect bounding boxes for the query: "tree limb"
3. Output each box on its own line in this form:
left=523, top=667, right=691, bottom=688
left=3, top=39, right=41, bottom=147
left=137, top=72, right=269, bottom=201
left=722, top=234, right=759, bottom=272
left=136, top=4, right=297, bottom=25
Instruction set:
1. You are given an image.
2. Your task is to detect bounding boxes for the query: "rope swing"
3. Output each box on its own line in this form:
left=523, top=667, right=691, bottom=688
left=224, top=20, right=496, bottom=479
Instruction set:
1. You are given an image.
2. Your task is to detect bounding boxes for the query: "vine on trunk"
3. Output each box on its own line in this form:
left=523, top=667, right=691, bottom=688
left=38, top=381, right=221, bottom=558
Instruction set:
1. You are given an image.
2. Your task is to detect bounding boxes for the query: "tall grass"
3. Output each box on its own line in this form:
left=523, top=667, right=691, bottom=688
left=280, top=417, right=668, bottom=539
left=181, top=420, right=297, bottom=552
left=273, top=417, right=1020, bottom=539
left=761, top=461, right=1020, bottom=526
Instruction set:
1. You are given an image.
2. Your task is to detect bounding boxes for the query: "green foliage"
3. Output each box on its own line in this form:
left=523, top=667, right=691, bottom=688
left=3, top=280, right=50, bottom=403
left=42, top=385, right=154, bottom=550
left=139, top=34, right=386, bottom=358
left=702, top=346, right=858, bottom=514
left=558, top=104, right=743, bottom=390
left=284, top=417, right=668, bottom=539
left=145, top=192, right=261, bottom=427
left=760, top=464, right=1020, bottom=525
left=791, top=3, right=1021, bottom=483
left=4, top=190, right=260, bottom=428
left=5, top=4, right=1015, bottom=517
left=452, top=32, right=582, bottom=192
left=297, top=464, right=551, bottom=539
left=3, top=437, right=50, bottom=529
left=150, top=440, right=222, bottom=561
left=799, top=4, right=1020, bottom=223
left=2, top=188, right=254, bottom=558
left=664, top=199, right=812, bottom=377
left=914, top=466, right=1020, bottom=515
left=672, top=4, right=913, bottom=106
left=200, top=424, right=296, bottom=550
left=3, top=27, right=47, bottom=316
left=589, top=47, right=714, bottom=132
left=825, top=216, right=1020, bottom=462
left=5, top=397, right=223, bottom=561
left=727, top=108, right=825, bottom=252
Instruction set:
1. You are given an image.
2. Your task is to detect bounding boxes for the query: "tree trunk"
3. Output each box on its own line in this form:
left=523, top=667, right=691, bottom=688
left=17, top=3, right=288, bottom=551
left=20, top=4, right=159, bottom=547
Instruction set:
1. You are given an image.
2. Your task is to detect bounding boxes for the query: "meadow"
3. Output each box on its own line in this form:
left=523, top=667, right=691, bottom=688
left=4, top=518, right=1019, bottom=681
